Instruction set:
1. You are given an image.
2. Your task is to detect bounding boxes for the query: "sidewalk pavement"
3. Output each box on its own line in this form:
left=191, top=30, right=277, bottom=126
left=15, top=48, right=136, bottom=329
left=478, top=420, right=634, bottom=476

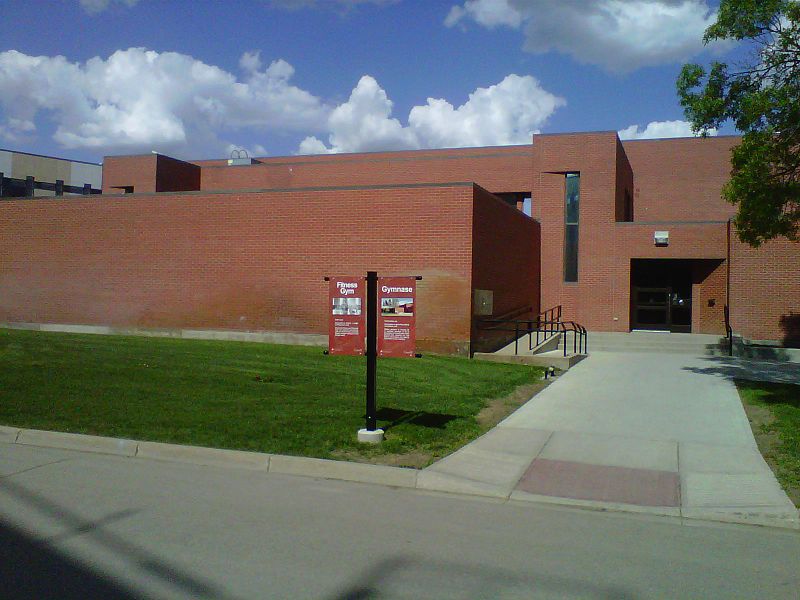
left=418, top=351, right=799, bottom=528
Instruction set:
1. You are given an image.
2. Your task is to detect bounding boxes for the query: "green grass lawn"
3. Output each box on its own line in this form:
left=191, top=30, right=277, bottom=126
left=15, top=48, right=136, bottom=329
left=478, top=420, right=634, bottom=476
left=736, top=379, right=800, bottom=503
left=0, top=328, right=543, bottom=466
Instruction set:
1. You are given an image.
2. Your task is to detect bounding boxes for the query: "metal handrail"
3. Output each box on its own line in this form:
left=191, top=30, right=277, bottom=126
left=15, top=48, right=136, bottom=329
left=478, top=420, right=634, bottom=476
left=476, top=305, right=587, bottom=357
left=477, top=305, right=560, bottom=355
left=539, top=319, right=587, bottom=356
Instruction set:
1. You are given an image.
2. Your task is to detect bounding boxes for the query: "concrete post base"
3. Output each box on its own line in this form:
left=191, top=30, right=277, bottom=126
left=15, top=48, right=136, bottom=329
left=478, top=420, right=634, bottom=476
left=357, top=428, right=385, bottom=444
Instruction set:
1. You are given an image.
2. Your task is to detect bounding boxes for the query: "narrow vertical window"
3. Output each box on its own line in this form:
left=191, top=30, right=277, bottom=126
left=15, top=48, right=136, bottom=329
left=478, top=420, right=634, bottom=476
left=564, top=173, right=579, bottom=282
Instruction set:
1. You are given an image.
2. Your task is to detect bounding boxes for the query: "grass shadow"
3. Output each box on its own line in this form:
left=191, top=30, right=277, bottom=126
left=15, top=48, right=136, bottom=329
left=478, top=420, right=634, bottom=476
left=375, top=407, right=462, bottom=431
left=736, top=379, right=800, bottom=409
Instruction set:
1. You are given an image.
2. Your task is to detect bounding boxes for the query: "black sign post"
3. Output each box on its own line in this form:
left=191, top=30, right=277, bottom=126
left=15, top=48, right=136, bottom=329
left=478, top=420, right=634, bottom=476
left=365, top=270, right=378, bottom=431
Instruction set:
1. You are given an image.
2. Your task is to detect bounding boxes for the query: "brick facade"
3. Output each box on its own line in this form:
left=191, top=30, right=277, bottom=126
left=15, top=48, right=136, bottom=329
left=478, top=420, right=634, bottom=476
left=195, top=146, right=534, bottom=195
left=730, top=235, right=800, bottom=345
left=3, top=132, right=798, bottom=350
left=0, top=182, right=540, bottom=355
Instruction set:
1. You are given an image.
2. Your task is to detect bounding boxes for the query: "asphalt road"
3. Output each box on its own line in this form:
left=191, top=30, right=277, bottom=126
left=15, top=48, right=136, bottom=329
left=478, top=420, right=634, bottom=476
left=1, top=442, right=799, bottom=599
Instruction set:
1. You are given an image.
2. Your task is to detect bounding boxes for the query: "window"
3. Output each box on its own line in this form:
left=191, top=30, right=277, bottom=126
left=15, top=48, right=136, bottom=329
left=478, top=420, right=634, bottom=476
left=564, top=173, right=579, bottom=282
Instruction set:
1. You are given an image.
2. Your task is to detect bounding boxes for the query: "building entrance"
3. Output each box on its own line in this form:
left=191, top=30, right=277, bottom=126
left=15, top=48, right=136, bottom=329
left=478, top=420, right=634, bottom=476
left=631, top=259, right=693, bottom=333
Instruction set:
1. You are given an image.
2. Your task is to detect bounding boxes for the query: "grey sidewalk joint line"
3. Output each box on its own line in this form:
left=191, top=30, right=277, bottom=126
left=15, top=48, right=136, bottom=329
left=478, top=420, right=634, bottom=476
left=0, top=457, right=73, bottom=480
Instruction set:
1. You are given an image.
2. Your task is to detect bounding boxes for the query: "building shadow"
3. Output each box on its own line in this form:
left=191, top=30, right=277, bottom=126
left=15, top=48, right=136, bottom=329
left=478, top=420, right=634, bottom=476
left=0, top=477, right=242, bottom=600
left=0, top=517, right=147, bottom=600
left=374, top=407, right=461, bottom=431
left=327, top=555, right=638, bottom=600
left=681, top=355, right=800, bottom=385
left=780, top=312, right=800, bottom=348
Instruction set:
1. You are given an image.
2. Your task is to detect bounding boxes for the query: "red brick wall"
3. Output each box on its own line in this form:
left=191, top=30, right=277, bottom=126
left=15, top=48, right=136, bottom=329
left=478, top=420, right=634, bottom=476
left=197, top=146, right=534, bottom=195
left=0, top=184, right=481, bottom=354
left=612, top=223, right=728, bottom=333
left=102, top=155, right=158, bottom=194
left=533, top=132, right=621, bottom=330
left=102, top=154, right=200, bottom=193
left=155, top=155, right=201, bottom=192
left=471, top=185, right=541, bottom=351
left=531, top=133, right=735, bottom=335
left=730, top=235, right=800, bottom=345
left=691, top=259, right=727, bottom=335
left=614, top=137, right=634, bottom=222
left=622, top=136, right=740, bottom=222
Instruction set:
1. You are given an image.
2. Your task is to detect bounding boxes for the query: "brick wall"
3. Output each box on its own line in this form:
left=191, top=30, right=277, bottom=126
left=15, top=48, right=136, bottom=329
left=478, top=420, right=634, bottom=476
left=614, top=137, right=634, bottom=222
left=622, top=136, right=740, bottom=222
left=531, top=132, right=736, bottom=335
left=102, top=154, right=200, bottom=193
left=102, top=154, right=158, bottom=193
left=0, top=184, right=478, bottom=353
left=533, top=132, right=621, bottom=330
left=612, top=223, right=728, bottom=333
left=471, top=185, right=541, bottom=351
left=730, top=235, right=800, bottom=345
left=154, top=155, right=201, bottom=192
left=197, top=146, right=534, bottom=195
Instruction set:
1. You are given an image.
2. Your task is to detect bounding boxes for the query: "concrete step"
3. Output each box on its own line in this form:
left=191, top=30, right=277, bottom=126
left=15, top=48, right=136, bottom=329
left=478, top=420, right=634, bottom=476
left=473, top=351, right=586, bottom=370
left=583, top=332, right=725, bottom=355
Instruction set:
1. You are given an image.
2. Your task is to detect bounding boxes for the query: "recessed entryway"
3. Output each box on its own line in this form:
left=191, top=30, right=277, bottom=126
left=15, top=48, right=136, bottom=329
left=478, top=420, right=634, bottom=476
left=631, top=259, right=694, bottom=333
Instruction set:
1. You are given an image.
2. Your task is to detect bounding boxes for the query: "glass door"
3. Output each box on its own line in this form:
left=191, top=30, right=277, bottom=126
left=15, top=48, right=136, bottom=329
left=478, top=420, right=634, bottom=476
left=633, top=287, right=671, bottom=330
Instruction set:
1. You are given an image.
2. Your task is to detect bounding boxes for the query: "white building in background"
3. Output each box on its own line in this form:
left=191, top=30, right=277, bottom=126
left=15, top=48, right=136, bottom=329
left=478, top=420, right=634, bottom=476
left=0, top=149, right=101, bottom=198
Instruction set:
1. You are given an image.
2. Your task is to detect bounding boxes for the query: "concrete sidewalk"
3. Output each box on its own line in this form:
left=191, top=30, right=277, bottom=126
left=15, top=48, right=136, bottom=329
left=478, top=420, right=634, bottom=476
left=418, top=351, right=799, bottom=528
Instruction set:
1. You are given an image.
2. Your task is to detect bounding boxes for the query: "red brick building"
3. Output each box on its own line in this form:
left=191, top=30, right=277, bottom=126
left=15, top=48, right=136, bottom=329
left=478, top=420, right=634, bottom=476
left=1, top=132, right=797, bottom=352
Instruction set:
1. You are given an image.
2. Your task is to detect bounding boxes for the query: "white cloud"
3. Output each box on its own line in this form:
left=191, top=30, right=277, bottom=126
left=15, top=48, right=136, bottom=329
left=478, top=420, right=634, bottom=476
left=298, top=136, right=332, bottom=155
left=79, top=0, right=140, bottom=14
left=239, top=50, right=263, bottom=73
left=0, top=48, right=328, bottom=156
left=618, top=119, right=717, bottom=139
left=300, top=76, right=418, bottom=154
left=224, top=143, right=268, bottom=158
left=298, top=74, right=564, bottom=154
left=445, top=0, right=522, bottom=28
left=445, top=0, right=729, bottom=72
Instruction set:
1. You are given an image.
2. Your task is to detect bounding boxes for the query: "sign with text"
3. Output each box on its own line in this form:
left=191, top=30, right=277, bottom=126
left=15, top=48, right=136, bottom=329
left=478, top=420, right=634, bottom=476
left=378, top=277, right=416, bottom=358
left=328, top=277, right=365, bottom=355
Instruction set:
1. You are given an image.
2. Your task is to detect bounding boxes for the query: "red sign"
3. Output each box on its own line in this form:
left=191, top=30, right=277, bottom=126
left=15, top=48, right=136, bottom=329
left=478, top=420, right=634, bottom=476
left=378, top=277, right=416, bottom=357
left=328, top=277, right=365, bottom=355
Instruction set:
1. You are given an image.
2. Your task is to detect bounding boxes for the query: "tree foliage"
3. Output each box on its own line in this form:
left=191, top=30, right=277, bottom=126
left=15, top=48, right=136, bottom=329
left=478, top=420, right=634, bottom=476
left=677, top=0, right=800, bottom=246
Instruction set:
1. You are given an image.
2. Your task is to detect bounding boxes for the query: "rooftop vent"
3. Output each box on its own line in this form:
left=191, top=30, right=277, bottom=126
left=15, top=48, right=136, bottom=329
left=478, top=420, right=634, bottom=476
left=227, top=149, right=259, bottom=166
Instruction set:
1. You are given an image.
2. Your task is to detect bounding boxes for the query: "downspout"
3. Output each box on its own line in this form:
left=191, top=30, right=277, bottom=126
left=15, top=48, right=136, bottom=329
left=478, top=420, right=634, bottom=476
left=726, top=219, right=733, bottom=355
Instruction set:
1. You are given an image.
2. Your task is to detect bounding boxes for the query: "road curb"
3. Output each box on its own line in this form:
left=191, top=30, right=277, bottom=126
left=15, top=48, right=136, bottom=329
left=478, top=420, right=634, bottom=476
left=15, top=429, right=138, bottom=457
left=0, top=425, right=21, bottom=443
left=269, top=454, right=418, bottom=488
left=2, top=427, right=797, bottom=531
left=136, top=440, right=271, bottom=470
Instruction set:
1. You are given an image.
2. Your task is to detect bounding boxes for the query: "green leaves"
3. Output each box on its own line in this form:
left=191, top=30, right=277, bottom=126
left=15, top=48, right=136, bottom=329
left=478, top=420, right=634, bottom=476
left=677, top=0, right=800, bottom=245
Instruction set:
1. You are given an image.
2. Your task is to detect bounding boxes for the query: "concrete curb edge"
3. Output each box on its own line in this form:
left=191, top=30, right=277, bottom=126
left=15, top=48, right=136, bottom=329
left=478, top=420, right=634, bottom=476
left=2, top=426, right=797, bottom=531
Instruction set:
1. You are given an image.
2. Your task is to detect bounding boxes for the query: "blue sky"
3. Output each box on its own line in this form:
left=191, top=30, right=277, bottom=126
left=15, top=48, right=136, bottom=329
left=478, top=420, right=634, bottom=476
left=0, top=0, right=740, bottom=163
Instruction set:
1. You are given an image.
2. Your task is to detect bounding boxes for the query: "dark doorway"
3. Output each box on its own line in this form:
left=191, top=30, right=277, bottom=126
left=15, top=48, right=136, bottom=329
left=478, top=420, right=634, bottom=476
left=631, top=259, right=693, bottom=333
